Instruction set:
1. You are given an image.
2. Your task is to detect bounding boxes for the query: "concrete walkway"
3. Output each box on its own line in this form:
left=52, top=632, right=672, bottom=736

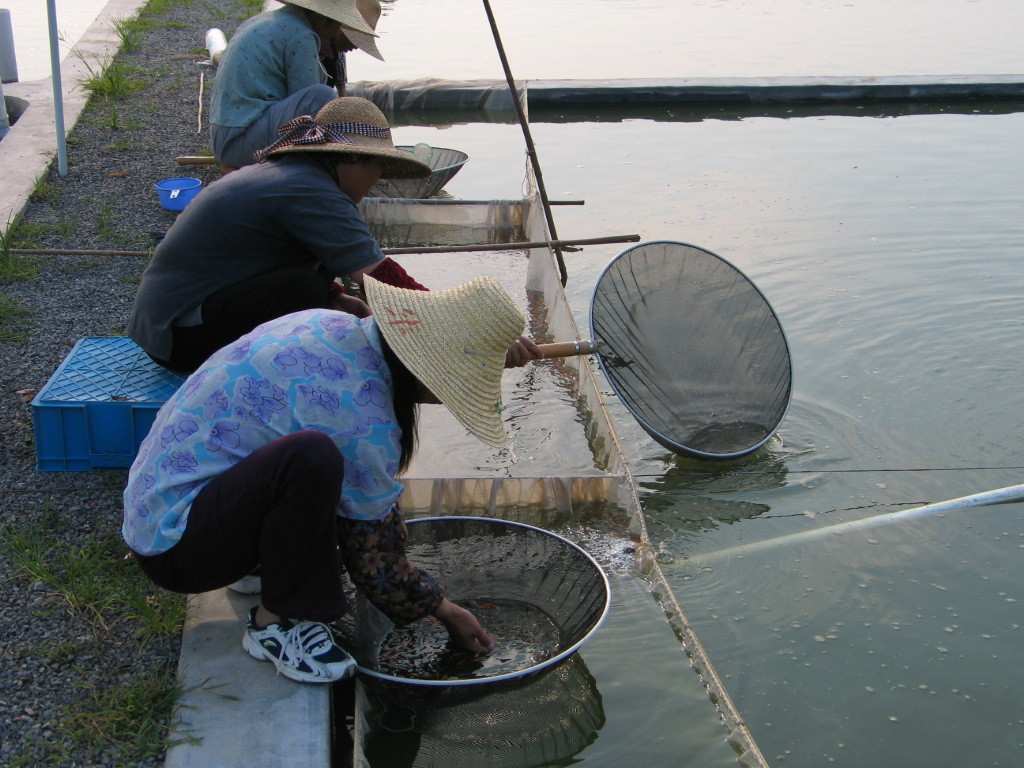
left=166, top=588, right=331, bottom=768
left=0, top=0, right=147, bottom=237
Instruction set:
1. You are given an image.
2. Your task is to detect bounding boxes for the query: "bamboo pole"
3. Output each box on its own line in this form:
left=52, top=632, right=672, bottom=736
left=9, top=233, right=640, bottom=259
left=481, top=0, right=567, bottom=285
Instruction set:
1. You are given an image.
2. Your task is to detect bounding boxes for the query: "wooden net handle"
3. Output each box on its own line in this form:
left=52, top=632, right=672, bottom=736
left=536, top=340, right=602, bottom=358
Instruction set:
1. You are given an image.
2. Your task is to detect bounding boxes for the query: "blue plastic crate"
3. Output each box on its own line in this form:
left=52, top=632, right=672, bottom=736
left=31, top=337, right=185, bottom=471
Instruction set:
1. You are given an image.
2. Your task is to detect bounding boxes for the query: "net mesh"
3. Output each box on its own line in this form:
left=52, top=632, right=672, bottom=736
left=591, top=241, right=791, bottom=459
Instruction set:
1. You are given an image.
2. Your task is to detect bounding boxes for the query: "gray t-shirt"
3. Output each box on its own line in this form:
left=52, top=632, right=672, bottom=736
left=127, top=155, right=383, bottom=360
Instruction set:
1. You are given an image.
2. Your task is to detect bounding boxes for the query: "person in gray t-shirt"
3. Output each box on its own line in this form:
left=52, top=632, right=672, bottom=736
left=129, top=97, right=434, bottom=373
left=211, top=0, right=384, bottom=169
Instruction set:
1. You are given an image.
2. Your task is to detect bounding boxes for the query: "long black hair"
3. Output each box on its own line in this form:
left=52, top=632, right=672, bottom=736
left=379, top=334, right=419, bottom=475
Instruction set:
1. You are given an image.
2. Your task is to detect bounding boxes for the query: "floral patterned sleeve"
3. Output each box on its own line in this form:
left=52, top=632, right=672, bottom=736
left=336, top=508, right=445, bottom=625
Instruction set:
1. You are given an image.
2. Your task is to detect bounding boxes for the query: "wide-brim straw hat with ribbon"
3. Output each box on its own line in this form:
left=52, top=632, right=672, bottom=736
left=363, top=275, right=527, bottom=448
left=257, top=97, right=431, bottom=178
left=280, top=0, right=378, bottom=37
left=342, top=0, right=384, bottom=61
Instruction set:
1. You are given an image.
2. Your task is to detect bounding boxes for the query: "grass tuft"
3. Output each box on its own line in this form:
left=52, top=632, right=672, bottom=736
left=111, top=15, right=154, bottom=52
left=0, top=216, right=39, bottom=282
left=0, top=522, right=187, bottom=640
left=63, top=665, right=193, bottom=760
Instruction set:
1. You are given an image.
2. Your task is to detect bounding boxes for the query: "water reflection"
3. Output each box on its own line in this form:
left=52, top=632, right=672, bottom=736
left=358, top=653, right=605, bottom=768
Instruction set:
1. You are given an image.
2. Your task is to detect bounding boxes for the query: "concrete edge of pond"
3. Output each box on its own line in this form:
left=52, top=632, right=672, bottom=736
left=165, top=588, right=331, bottom=768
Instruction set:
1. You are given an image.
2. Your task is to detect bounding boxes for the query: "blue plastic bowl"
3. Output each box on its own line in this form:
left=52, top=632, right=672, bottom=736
left=154, top=177, right=203, bottom=211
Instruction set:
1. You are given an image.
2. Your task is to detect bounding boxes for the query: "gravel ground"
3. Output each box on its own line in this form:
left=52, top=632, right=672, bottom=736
left=0, top=1, right=253, bottom=765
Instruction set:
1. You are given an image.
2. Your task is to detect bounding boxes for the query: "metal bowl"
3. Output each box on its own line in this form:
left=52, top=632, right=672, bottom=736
left=369, top=145, right=468, bottom=199
left=334, top=516, right=610, bottom=705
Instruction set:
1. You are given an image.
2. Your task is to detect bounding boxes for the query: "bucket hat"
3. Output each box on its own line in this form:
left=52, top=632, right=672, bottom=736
left=341, top=0, right=384, bottom=61
left=280, top=0, right=379, bottom=37
left=363, top=275, right=526, bottom=448
left=256, top=97, right=431, bottom=178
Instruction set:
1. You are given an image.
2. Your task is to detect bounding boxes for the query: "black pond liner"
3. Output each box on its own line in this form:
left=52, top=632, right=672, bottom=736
left=332, top=516, right=611, bottom=709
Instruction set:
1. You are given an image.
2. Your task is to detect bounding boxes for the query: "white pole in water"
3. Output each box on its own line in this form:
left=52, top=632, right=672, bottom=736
left=46, top=0, right=67, bottom=176
left=690, top=483, right=1024, bottom=562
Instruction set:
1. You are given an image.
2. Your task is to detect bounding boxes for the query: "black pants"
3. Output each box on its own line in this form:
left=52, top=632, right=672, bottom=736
left=156, top=266, right=332, bottom=373
left=135, top=431, right=348, bottom=623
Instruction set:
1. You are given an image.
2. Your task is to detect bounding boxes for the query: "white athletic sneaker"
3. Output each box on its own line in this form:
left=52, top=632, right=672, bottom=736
left=242, top=606, right=355, bottom=684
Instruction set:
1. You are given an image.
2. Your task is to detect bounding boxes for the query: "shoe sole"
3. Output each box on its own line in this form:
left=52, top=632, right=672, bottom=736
left=242, top=631, right=355, bottom=684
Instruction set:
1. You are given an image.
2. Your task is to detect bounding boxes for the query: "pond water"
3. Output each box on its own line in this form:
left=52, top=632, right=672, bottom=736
left=368, top=8, right=1024, bottom=761
left=391, top=103, right=1024, bottom=767
left=357, top=0, right=1024, bottom=81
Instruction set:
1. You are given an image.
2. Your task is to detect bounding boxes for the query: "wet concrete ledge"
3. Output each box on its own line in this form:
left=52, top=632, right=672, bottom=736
left=166, top=589, right=330, bottom=768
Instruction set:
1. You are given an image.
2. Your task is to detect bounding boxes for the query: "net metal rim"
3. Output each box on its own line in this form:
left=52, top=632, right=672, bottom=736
left=353, top=516, right=611, bottom=688
left=395, top=145, right=469, bottom=174
left=590, top=240, right=793, bottom=461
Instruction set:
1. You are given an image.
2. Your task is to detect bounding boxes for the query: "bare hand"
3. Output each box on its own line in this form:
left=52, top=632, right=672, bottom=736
left=434, top=598, right=496, bottom=653
left=329, top=292, right=372, bottom=318
left=504, top=336, right=544, bottom=368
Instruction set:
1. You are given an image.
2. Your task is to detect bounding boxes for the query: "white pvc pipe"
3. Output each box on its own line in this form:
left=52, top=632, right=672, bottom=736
left=46, top=0, right=66, bottom=176
left=690, top=483, right=1024, bottom=562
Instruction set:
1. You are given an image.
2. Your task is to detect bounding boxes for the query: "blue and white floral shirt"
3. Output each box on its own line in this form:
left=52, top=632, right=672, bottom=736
left=123, top=309, right=403, bottom=556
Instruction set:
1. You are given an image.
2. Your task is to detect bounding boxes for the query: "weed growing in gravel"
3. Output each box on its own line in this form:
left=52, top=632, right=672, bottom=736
left=29, top=179, right=60, bottom=204
left=201, top=0, right=233, bottom=19
left=0, top=522, right=187, bottom=640
left=63, top=664, right=193, bottom=760
left=111, top=14, right=154, bottom=52
left=79, top=57, right=149, bottom=102
left=0, top=298, right=33, bottom=342
left=237, top=0, right=264, bottom=17
left=6, top=219, right=48, bottom=248
left=53, top=215, right=78, bottom=241
left=141, top=0, right=177, bottom=15
left=94, top=201, right=120, bottom=240
left=4, top=662, right=195, bottom=768
left=0, top=217, right=39, bottom=282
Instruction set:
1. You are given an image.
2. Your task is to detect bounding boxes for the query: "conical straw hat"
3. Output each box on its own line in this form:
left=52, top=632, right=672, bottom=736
left=342, top=0, right=384, bottom=61
left=364, top=275, right=526, bottom=448
left=280, top=0, right=379, bottom=37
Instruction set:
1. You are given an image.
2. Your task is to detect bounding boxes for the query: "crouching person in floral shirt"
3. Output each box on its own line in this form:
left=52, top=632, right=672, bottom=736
left=122, top=275, right=536, bottom=683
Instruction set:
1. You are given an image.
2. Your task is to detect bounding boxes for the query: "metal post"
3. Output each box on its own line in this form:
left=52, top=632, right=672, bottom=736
left=46, top=0, right=67, bottom=176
